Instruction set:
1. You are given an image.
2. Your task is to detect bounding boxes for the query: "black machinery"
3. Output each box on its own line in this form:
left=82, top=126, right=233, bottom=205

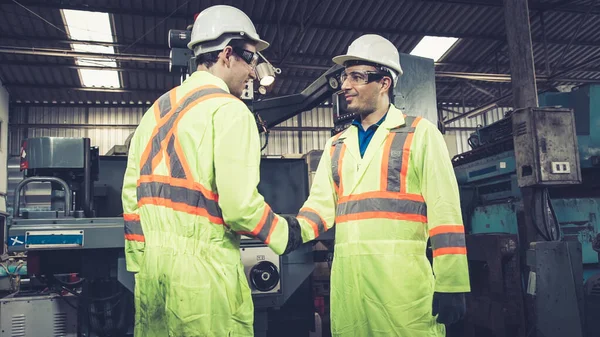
left=3, top=137, right=318, bottom=337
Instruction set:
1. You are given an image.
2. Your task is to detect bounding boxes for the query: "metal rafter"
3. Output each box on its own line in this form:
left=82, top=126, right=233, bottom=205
left=3, top=2, right=600, bottom=49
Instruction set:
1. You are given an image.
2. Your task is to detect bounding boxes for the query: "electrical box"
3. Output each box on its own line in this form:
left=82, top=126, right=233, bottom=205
left=0, top=293, right=78, bottom=337
left=512, top=107, right=582, bottom=187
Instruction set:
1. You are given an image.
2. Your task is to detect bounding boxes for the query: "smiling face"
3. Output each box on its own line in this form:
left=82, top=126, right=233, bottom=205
left=340, top=64, right=393, bottom=116
left=221, top=42, right=258, bottom=98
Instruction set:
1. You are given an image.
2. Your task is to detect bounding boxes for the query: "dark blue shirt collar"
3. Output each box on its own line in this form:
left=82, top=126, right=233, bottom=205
left=351, top=112, right=388, bottom=131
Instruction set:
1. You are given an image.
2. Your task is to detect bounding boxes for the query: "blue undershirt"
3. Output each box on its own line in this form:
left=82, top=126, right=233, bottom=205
left=351, top=113, right=388, bottom=158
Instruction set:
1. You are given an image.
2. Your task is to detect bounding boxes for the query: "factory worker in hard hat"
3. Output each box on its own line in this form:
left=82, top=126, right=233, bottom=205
left=287, top=34, right=472, bottom=337
left=121, top=5, right=302, bottom=336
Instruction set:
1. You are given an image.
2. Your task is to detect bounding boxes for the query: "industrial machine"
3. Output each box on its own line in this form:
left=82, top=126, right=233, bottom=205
left=452, top=84, right=600, bottom=337
left=1, top=137, right=317, bottom=336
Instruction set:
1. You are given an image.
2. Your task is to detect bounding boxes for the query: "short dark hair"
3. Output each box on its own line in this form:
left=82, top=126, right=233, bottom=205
left=195, top=39, right=254, bottom=69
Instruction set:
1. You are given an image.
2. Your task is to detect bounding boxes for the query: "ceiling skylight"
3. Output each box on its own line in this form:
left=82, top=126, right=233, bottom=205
left=61, top=9, right=121, bottom=88
left=409, top=36, right=459, bottom=62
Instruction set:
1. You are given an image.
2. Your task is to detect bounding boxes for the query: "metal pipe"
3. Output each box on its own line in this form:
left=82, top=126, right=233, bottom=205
left=83, top=138, right=92, bottom=218
left=0, top=46, right=170, bottom=63
left=13, top=176, right=72, bottom=218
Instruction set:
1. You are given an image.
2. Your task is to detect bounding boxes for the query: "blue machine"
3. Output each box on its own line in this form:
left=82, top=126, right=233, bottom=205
left=452, top=85, right=600, bottom=337
left=453, top=84, right=600, bottom=278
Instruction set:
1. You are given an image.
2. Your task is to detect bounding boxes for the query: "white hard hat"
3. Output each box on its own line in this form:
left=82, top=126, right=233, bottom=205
left=333, top=34, right=403, bottom=83
left=188, top=5, right=269, bottom=55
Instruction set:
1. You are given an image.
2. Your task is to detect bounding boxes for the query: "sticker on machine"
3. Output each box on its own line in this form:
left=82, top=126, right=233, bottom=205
left=9, top=235, right=25, bottom=246
left=25, top=230, right=84, bottom=249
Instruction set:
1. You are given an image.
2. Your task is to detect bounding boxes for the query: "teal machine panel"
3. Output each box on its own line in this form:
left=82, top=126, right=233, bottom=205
left=453, top=84, right=600, bottom=280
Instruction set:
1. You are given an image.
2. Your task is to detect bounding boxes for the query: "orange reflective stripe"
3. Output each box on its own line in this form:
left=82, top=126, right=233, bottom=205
left=139, top=85, right=226, bottom=176
left=382, top=116, right=422, bottom=193
left=330, top=139, right=346, bottom=196
left=137, top=180, right=223, bottom=222
left=336, top=211, right=427, bottom=223
left=137, top=175, right=218, bottom=201
left=125, top=234, right=145, bottom=242
left=430, top=225, right=466, bottom=256
left=264, top=216, right=279, bottom=245
left=330, top=133, right=343, bottom=157
left=151, top=93, right=176, bottom=172
left=123, top=213, right=140, bottom=221
left=138, top=197, right=224, bottom=225
left=329, top=133, right=345, bottom=195
left=380, top=133, right=395, bottom=191
left=400, top=116, right=421, bottom=193
left=124, top=213, right=144, bottom=242
left=433, top=247, right=467, bottom=257
left=239, top=205, right=278, bottom=243
left=337, top=197, right=426, bottom=218
left=338, top=191, right=424, bottom=203
left=429, top=225, right=464, bottom=236
left=173, top=132, right=193, bottom=181
left=298, top=207, right=327, bottom=237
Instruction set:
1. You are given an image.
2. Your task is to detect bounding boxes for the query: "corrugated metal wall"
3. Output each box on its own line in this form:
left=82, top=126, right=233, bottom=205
left=9, top=106, right=144, bottom=156
left=442, top=105, right=512, bottom=154
left=260, top=106, right=333, bottom=156
left=9, top=103, right=511, bottom=159
left=9, top=105, right=334, bottom=157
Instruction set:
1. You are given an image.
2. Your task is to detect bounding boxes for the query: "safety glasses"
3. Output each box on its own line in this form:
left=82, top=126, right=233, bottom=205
left=231, top=46, right=259, bottom=68
left=340, top=70, right=389, bottom=85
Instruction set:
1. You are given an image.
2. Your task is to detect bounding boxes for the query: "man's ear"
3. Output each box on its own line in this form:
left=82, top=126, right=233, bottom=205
left=221, top=46, right=233, bottom=67
left=381, top=77, right=392, bottom=94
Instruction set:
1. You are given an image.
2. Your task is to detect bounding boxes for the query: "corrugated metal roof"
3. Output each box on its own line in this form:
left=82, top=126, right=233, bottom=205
left=1, top=0, right=600, bottom=107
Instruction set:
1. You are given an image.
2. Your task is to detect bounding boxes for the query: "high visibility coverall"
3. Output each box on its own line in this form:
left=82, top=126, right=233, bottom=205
left=122, top=71, right=295, bottom=337
left=296, top=105, right=471, bottom=337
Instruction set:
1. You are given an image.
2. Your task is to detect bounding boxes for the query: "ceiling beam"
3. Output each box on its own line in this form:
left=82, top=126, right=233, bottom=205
left=4, top=27, right=600, bottom=52
left=0, top=46, right=170, bottom=63
left=3, top=2, right=600, bottom=48
left=3, top=83, right=166, bottom=94
left=0, top=60, right=177, bottom=74
left=4, top=0, right=597, bottom=18
left=0, top=34, right=167, bottom=51
left=419, top=0, right=600, bottom=15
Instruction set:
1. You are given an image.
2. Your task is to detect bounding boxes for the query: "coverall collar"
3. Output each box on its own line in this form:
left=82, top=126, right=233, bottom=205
left=187, top=70, right=232, bottom=93
left=379, top=104, right=407, bottom=129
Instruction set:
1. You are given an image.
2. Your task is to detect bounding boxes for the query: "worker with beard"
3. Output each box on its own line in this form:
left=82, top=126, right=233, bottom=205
left=289, top=34, right=471, bottom=337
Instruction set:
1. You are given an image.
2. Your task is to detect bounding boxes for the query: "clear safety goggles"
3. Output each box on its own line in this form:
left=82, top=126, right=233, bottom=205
left=340, top=70, right=390, bottom=86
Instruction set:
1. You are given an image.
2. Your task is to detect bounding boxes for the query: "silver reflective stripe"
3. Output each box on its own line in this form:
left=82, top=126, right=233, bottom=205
left=158, top=91, right=172, bottom=118
left=256, top=208, right=276, bottom=243
left=430, top=232, right=466, bottom=250
left=337, top=197, right=427, bottom=217
left=137, top=181, right=223, bottom=219
left=386, top=116, right=418, bottom=192
left=385, top=133, right=408, bottom=192
left=124, top=220, right=143, bottom=236
left=141, top=87, right=230, bottom=177
left=331, top=139, right=345, bottom=192
left=298, top=209, right=326, bottom=234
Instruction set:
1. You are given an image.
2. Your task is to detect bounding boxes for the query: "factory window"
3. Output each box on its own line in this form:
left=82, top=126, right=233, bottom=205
left=61, top=9, right=121, bottom=88
left=410, top=36, right=459, bottom=62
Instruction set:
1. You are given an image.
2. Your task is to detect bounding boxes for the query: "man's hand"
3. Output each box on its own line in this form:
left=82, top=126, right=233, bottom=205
left=432, top=292, right=466, bottom=325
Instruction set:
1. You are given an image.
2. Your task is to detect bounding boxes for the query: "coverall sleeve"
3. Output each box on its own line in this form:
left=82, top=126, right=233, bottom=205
left=295, top=139, right=338, bottom=243
left=416, top=121, right=471, bottom=293
left=213, top=101, right=296, bottom=255
left=122, top=130, right=145, bottom=273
